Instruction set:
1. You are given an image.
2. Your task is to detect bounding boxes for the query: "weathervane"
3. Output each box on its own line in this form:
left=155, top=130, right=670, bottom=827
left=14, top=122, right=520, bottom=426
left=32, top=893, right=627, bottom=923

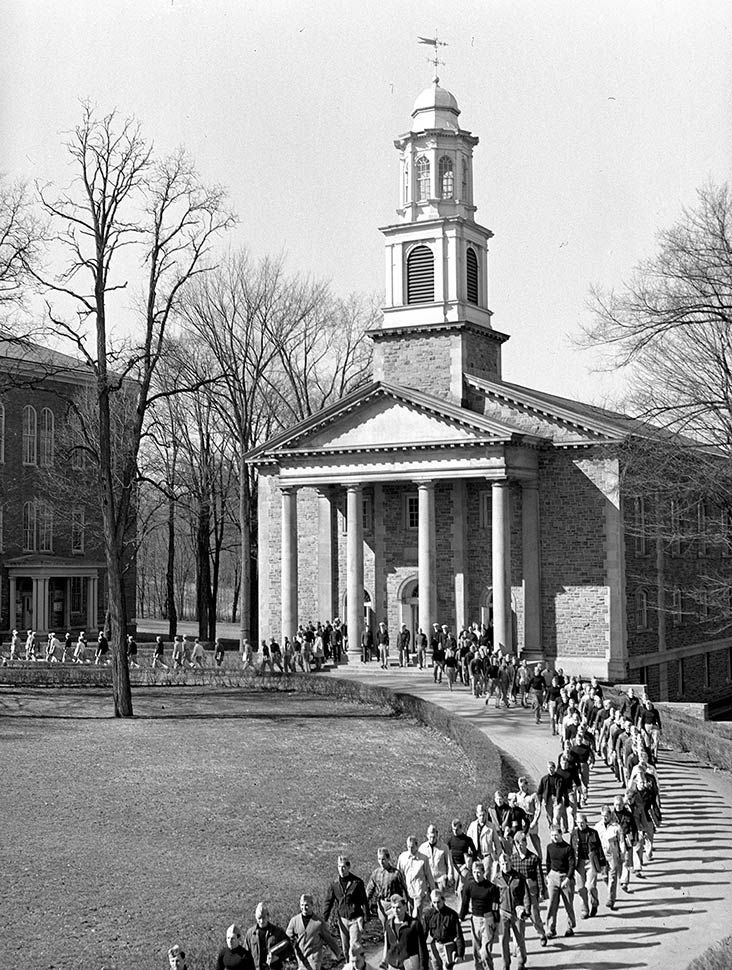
left=418, top=32, right=448, bottom=82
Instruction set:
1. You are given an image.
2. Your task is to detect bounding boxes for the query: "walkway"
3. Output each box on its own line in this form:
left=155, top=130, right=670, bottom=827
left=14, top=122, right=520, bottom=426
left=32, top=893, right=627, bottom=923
left=332, top=661, right=732, bottom=970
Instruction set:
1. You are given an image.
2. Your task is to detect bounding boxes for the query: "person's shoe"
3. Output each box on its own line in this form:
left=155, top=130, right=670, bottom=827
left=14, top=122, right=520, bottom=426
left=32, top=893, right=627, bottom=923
left=620, top=883, right=631, bottom=893
left=564, top=927, right=575, bottom=937
left=547, top=928, right=556, bottom=938
left=590, top=905, right=598, bottom=917
left=634, top=870, right=644, bottom=879
left=540, top=935, right=548, bottom=947
left=607, top=901, right=615, bottom=910
left=581, top=911, right=589, bottom=919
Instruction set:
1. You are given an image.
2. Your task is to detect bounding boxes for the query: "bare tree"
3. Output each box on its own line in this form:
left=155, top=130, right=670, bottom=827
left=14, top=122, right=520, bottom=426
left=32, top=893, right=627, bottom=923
left=0, top=176, right=42, bottom=309
left=25, top=105, right=234, bottom=716
left=586, top=181, right=732, bottom=628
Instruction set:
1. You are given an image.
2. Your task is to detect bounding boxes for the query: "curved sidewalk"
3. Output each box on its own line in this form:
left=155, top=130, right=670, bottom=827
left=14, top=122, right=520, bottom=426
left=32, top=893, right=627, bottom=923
left=332, top=662, right=732, bottom=970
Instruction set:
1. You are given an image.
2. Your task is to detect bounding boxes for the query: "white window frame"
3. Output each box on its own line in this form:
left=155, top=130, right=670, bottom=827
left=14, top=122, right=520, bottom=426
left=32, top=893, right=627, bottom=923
left=71, top=507, right=85, bottom=554
left=672, top=587, right=683, bottom=626
left=634, top=496, right=647, bottom=556
left=635, top=588, right=649, bottom=631
left=40, top=407, right=55, bottom=467
left=438, top=155, right=454, bottom=199
left=362, top=494, right=373, bottom=533
left=405, top=493, right=419, bottom=531
left=23, top=405, right=37, bottom=466
left=23, top=501, right=36, bottom=552
left=416, top=155, right=430, bottom=202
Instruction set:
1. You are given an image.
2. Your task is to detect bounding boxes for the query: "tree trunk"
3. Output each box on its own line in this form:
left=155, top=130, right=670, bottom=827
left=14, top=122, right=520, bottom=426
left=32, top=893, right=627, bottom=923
left=239, top=450, right=252, bottom=645
left=231, top=561, right=240, bottom=624
left=196, top=499, right=211, bottom=641
left=105, top=538, right=133, bottom=717
left=166, top=494, right=177, bottom=638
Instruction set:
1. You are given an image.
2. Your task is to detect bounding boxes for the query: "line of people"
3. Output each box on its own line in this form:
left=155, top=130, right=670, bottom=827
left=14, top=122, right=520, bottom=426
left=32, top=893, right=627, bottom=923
left=164, top=682, right=664, bottom=970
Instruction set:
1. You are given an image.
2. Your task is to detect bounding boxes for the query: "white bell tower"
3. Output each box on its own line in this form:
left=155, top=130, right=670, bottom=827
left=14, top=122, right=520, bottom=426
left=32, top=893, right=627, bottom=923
left=380, top=76, right=495, bottom=333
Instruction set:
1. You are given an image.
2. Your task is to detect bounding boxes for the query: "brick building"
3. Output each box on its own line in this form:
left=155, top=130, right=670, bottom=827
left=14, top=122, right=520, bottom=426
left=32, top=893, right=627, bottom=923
left=0, top=338, right=134, bottom=638
left=248, top=79, right=732, bottom=702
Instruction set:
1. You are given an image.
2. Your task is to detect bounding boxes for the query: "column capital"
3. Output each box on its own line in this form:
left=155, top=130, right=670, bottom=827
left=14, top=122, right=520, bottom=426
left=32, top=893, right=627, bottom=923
left=280, top=484, right=298, bottom=495
left=415, top=479, right=435, bottom=490
left=345, top=483, right=363, bottom=495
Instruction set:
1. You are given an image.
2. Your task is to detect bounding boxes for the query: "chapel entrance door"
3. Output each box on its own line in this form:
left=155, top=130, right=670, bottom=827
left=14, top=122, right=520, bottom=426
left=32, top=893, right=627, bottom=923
left=400, top=578, right=419, bottom=648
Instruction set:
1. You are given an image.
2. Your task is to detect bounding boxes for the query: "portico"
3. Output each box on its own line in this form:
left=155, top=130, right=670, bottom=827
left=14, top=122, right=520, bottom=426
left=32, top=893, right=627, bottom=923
left=5, top=557, right=103, bottom=634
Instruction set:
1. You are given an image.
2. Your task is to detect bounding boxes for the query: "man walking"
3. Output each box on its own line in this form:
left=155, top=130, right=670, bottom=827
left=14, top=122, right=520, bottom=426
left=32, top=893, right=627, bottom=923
left=458, top=860, right=500, bottom=970
left=423, top=890, right=464, bottom=970
left=571, top=813, right=605, bottom=919
left=544, top=827, right=576, bottom=938
left=323, top=856, right=369, bottom=958
left=286, top=893, right=340, bottom=970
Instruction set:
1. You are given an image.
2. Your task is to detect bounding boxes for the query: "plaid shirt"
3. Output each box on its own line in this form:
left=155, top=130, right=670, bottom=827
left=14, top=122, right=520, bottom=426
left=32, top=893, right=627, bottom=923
left=510, top=849, right=546, bottom=897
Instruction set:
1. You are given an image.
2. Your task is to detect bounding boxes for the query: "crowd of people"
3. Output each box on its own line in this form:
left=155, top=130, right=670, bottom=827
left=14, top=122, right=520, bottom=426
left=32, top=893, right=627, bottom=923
left=164, top=662, right=664, bottom=970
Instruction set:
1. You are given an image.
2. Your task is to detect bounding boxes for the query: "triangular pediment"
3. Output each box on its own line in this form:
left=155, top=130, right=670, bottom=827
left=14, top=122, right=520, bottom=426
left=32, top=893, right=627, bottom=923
left=246, top=381, right=544, bottom=462
left=465, top=374, right=634, bottom=445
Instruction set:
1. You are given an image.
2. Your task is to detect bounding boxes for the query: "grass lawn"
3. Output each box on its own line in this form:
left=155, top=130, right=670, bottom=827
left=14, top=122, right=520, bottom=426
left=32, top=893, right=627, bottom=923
left=0, top=688, right=491, bottom=970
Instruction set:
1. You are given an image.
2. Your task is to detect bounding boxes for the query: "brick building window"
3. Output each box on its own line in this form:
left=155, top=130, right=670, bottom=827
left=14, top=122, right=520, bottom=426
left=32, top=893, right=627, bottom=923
left=416, top=155, right=430, bottom=201
left=669, top=499, right=681, bottom=556
left=697, top=500, right=709, bottom=557
left=69, top=412, right=85, bottom=470
left=633, top=496, right=647, bottom=555
left=23, top=405, right=37, bottom=465
left=721, top=507, right=731, bottom=557
left=698, top=588, right=710, bottom=620
left=671, top=587, right=683, bottom=625
left=38, top=501, right=53, bottom=552
left=635, top=588, right=649, bottom=630
left=405, top=493, right=419, bottom=530
left=438, top=155, right=454, bottom=199
left=40, top=407, right=55, bottom=467
left=71, top=508, right=85, bottom=554
left=70, top=576, right=84, bottom=614
left=23, top=501, right=36, bottom=551
left=0, top=401, right=4, bottom=463
left=677, top=657, right=685, bottom=696
left=406, top=245, right=434, bottom=304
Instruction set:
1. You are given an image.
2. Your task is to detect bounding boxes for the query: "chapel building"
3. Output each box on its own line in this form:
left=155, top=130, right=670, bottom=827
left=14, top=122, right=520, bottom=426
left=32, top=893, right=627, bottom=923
left=249, top=78, right=732, bottom=703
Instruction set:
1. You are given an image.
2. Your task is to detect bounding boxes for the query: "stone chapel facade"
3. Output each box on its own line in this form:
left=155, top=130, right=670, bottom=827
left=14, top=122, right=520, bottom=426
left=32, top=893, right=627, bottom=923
left=249, top=79, right=732, bottom=701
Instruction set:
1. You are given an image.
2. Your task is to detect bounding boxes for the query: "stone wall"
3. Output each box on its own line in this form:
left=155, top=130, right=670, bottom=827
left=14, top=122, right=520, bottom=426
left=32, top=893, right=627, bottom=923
left=375, top=330, right=457, bottom=399
left=538, top=449, right=613, bottom=662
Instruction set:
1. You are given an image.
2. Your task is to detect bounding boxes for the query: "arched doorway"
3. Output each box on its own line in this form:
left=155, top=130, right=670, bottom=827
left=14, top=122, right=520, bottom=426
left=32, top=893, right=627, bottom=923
left=398, top=576, right=419, bottom=646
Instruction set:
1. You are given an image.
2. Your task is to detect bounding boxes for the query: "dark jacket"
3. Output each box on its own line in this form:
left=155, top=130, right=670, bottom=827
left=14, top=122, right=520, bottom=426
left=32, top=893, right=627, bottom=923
left=384, top=914, right=428, bottom=970
left=323, top=873, right=368, bottom=922
left=245, top=922, right=291, bottom=970
left=423, top=904, right=464, bottom=954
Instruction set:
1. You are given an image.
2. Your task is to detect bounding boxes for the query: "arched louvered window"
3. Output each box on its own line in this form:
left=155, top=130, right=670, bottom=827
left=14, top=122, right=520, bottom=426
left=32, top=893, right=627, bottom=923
left=439, top=156, right=454, bottom=199
left=40, top=407, right=54, bottom=467
left=407, top=245, right=434, bottom=304
left=466, top=247, right=479, bottom=304
left=416, top=156, right=430, bottom=201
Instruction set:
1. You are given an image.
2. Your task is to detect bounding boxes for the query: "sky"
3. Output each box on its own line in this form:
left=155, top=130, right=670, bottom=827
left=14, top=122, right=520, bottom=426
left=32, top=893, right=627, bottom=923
left=2, top=0, right=732, bottom=408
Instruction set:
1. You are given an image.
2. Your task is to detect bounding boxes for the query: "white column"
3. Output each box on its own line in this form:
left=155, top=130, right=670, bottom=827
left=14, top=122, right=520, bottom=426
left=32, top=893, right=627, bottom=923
left=521, top=480, right=541, bottom=658
left=316, top=488, right=335, bottom=621
left=418, top=481, right=436, bottom=637
left=8, top=576, right=17, bottom=631
left=87, top=576, right=98, bottom=631
left=346, top=484, right=364, bottom=654
left=31, top=578, right=39, bottom=631
left=281, top=486, right=298, bottom=641
left=492, top=479, right=512, bottom=653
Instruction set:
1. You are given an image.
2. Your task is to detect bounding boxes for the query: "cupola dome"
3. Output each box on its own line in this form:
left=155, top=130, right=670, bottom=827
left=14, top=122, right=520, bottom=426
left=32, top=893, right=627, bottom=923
left=411, top=79, right=461, bottom=132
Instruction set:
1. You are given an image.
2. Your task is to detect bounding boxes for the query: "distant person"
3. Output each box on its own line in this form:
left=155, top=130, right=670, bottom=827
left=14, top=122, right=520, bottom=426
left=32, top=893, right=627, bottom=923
left=214, top=638, right=226, bottom=667
left=95, top=630, right=109, bottom=665
left=73, top=631, right=88, bottom=664
left=127, top=634, right=140, bottom=669
left=366, top=847, right=407, bottom=933
left=190, top=637, right=205, bottom=668
left=152, top=635, right=169, bottom=670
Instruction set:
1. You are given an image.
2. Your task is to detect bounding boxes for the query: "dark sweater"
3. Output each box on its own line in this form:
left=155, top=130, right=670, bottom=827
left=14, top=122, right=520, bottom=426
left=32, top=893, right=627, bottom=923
left=545, top=841, right=575, bottom=879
